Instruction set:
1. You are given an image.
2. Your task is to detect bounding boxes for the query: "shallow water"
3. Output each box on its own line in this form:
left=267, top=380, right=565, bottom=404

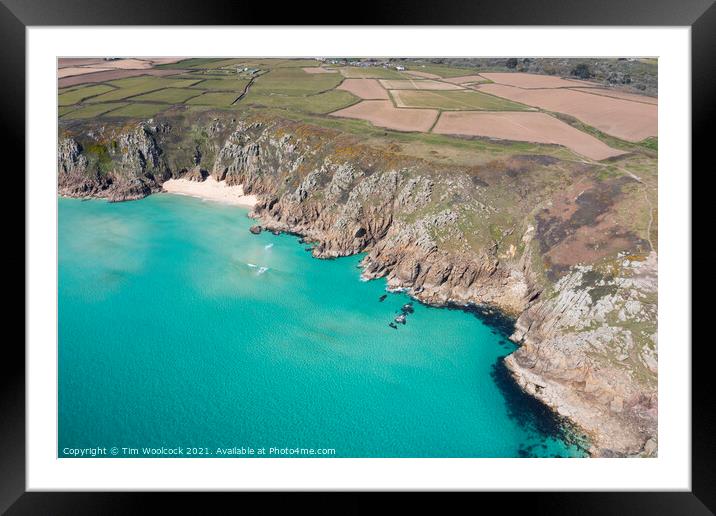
left=58, top=194, right=585, bottom=458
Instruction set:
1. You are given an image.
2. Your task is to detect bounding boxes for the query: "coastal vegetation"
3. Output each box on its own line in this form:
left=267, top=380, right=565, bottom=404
left=57, top=58, right=659, bottom=458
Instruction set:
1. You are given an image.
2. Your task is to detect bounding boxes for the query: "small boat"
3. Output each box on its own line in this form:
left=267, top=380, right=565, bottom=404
left=379, top=294, right=387, bottom=302
left=394, top=314, right=407, bottom=325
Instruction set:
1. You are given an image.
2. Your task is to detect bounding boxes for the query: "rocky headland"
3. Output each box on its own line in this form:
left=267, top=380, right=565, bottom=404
left=58, top=112, right=658, bottom=456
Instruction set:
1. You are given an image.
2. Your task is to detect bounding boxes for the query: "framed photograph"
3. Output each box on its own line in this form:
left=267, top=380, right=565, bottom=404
left=7, top=0, right=712, bottom=511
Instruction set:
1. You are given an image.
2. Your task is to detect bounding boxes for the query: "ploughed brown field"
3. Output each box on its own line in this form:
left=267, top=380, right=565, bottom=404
left=337, top=79, right=390, bottom=99
left=476, top=83, right=657, bottom=142
left=58, top=67, right=112, bottom=78
left=479, top=72, right=600, bottom=89
left=57, top=58, right=188, bottom=88
left=432, top=111, right=627, bottom=161
left=443, top=75, right=488, bottom=85
left=58, top=58, right=108, bottom=68
left=378, top=79, right=464, bottom=91
left=59, top=57, right=185, bottom=69
left=569, top=87, right=658, bottom=105
left=330, top=100, right=439, bottom=132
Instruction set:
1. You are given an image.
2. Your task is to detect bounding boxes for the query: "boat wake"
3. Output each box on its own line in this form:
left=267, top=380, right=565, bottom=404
left=247, top=263, right=269, bottom=275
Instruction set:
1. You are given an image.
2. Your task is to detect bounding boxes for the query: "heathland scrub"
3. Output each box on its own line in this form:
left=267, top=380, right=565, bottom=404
left=57, top=58, right=657, bottom=457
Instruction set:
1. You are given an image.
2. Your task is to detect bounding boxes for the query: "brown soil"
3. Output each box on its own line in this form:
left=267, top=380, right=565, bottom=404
left=337, top=79, right=389, bottom=99
left=59, top=69, right=186, bottom=89
left=569, top=87, right=658, bottom=105
left=480, top=72, right=600, bottom=89
left=58, top=67, right=112, bottom=78
left=432, top=111, right=626, bottom=160
left=476, top=84, right=657, bottom=142
left=330, top=100, right=438, bottom=132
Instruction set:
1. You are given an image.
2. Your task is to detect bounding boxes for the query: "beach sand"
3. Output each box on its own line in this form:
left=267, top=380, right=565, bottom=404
left=162, top=176, right=257, bottom=207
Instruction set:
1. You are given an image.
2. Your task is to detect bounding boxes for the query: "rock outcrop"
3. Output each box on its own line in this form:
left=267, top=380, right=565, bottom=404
left=506, top=253, right=658, bottom=456
left=58, top=122, right=169, bottom=201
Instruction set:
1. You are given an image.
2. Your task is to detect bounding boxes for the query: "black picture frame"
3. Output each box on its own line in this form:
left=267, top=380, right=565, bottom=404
left=4, top=0, right=712, bottom=512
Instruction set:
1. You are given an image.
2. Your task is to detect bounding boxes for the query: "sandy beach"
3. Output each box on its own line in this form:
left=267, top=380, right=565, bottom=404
left=162, top=176, right=258, bottom=207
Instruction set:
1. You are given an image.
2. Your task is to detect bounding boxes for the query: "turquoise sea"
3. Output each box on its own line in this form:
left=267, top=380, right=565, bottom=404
left=58, top=194, right=585, bottom=458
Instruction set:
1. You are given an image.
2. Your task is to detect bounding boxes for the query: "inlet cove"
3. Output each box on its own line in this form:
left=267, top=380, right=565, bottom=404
left=58, top=195, right=585, bottom=458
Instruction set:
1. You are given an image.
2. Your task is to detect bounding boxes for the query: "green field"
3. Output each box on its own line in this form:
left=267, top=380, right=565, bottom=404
left=402, top=63, right=481, bottom=78
left=250, top=68, right=342, bottom=95
left=132, top=88, right=203, bottom=103
left=190, top=78, right=250, bottom=91
left=58, top=105, right=78, bottom=117
left=58, top=84, right=115, bottom=106
left=234, top=58, right=321, bottom=69
left=241, top=90, right=359, bottom=114
left=188, top=58, right=246, bottom=69
left=62, top=103, right=128, bottom=120
left=337, top=66, right=406, bottom=79
left=85, top=77, right=202, bottom=102
left=154, top=58, right=226, bottom=69
left=186, top=92, right=241, bottom=107
left=157, top=58, right=321, bottom=70
left=392, top=90, right=531, bottom=111
left=104, top=103, right=168, bottom=118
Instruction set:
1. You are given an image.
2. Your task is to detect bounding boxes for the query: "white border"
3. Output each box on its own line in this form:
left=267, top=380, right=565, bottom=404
left=28, top=27, right=690, bottom=490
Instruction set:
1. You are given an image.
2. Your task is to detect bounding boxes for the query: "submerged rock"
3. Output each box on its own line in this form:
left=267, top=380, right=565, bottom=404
left=401, top=303, right=414, bottom=314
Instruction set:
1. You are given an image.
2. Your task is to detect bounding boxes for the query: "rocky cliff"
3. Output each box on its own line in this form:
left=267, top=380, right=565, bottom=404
left=58, top=113, right=658, bottom=456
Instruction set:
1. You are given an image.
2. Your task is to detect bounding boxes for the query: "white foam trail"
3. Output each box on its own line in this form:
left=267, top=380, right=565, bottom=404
left=247, top=263, right=269, bottom=275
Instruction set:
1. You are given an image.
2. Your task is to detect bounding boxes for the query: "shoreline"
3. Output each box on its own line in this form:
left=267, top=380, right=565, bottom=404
left=162, top=176, right=257, bottom=208
left=59, top=186, right=593, bottom=456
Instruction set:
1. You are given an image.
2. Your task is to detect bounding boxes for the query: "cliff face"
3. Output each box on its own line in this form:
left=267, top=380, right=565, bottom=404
left=58, top=113, right=658, bottom=456
left=507, top=253, right=658, bottom=456
left=58, top=123, right=170, bottom=201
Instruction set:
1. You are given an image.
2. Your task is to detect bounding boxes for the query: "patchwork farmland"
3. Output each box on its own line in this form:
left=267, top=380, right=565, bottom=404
left=58, top=57, right=658, bottom=161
